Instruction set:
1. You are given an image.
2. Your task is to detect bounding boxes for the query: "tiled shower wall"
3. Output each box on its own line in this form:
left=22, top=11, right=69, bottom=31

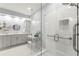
left=42, top=3, right=77, bottom=56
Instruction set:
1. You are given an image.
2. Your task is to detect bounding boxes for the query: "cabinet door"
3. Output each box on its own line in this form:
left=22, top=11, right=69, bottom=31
left=16, top=35, right=22, bottom=44
left=21, top=34, right=28, bottom=43
left=18, top=34, right=23, bottom=44
left=5, top=35, right=11, bottom=47
left=2, top=35, right=7, bottom=48
left=15, top=35, right=21, bottom=44
left=0, top=36, right=3, bottom=49
left=11, top=35, right=17, bottom=46
left=2, top=35, right=11, bottom=48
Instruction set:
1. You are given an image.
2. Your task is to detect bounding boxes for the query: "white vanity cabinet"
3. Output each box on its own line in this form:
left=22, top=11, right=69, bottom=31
left=10, top=34, right=29, bottom=46
left=13, top=34, right=28, bottom=45
left=0, top=34, right=30, bottom=49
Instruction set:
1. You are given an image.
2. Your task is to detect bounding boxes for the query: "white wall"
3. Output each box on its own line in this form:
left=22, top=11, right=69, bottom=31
left=31, top=11, right=41, bottom=36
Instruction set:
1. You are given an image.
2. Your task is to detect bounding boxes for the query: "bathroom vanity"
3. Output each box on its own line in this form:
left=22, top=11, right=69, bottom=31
left=0, top=12, right=31, bottom=50
left=0, top=33, right=31, bottom=49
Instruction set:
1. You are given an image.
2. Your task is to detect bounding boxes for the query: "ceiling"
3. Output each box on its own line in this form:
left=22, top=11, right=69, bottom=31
left=0, top=3, right=42, bottom=16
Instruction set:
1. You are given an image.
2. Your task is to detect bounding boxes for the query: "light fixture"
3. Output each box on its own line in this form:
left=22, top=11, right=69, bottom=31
left=67, top=5, right=71, bottom=8
left=27, top=7, right=32, bottom=11
left=4, top=15, right=12, bottom=20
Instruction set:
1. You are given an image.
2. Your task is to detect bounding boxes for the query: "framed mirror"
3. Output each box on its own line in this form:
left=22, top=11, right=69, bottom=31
left=12, top=24, right=20, bottom=31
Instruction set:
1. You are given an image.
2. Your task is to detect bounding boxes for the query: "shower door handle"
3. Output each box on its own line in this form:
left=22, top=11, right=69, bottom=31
left=73, top=24, right=79, bottom=52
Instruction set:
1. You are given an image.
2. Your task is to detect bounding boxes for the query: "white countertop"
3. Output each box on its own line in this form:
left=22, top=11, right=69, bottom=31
left=0, top=33, right=32, bottom=35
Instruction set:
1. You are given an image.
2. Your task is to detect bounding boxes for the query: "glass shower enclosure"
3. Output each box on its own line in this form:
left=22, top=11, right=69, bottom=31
left=41, top=3, right=79, bottom=56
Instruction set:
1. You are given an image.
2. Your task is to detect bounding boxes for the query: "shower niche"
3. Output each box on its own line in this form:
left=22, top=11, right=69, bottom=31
left=59, top=19, right=70, bottom=30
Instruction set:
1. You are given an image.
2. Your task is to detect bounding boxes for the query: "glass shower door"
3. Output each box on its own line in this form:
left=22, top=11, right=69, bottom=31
left=42, top=3, right=78, bottom=56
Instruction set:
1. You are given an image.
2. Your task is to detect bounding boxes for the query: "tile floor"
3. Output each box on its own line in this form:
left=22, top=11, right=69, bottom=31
left=0, top=44, right=32, bottom=56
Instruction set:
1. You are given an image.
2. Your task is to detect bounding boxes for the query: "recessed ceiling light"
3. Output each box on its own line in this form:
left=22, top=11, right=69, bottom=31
left=67, top=5, right=71, bottom=8
left=27, top=7, right=32, bottom=11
